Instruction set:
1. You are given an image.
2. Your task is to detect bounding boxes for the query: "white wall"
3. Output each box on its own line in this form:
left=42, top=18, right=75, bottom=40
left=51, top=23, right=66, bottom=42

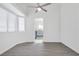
left=0, top=4, right=30, bottom=54
left=0, top=18, right=33, bottom=54
left=0, top=3, right=61, bottom=54
left=44, top=4, right=60, bottom=42
left=27, top=4, right=61, bottom=42
left=1, top=3, right=79, bottom=55
left=61, top=3, right=79, bottom=53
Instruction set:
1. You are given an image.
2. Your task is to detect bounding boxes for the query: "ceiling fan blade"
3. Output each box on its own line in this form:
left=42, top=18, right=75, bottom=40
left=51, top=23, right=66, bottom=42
left=40, top=7, right=47, bottom=12
left=40, top=3, right=52, bottom=7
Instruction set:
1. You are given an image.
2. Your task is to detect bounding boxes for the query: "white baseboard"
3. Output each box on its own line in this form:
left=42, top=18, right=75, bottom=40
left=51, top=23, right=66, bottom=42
left=62, top=42, right=79, bottom=54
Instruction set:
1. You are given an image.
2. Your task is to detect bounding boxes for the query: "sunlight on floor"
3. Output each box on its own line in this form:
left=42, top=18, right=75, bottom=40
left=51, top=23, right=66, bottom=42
left=34, top=39, right=43, bottom=44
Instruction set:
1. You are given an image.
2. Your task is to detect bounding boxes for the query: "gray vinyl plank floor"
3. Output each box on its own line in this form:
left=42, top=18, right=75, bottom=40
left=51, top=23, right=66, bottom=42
left=1, top=42, right=79, bottom=56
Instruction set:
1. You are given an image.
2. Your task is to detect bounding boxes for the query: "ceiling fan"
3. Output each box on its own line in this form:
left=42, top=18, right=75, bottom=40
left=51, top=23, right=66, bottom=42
left=27, top=3, right=52, bottom=13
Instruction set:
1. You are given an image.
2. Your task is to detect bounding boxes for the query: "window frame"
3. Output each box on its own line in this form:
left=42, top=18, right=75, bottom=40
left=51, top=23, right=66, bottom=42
left=0, top=7, right=25, bottom=32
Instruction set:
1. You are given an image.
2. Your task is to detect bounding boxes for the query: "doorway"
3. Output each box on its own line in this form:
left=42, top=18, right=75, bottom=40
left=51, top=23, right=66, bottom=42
left=34, top=18, right=44, bottom=43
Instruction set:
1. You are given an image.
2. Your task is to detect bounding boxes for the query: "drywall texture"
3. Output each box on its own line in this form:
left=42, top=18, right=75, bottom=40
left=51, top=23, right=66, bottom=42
left=0, top=4, right=61, bottom=54
left=27, top=4, right=61, bottom=42
left=61, top=3, right=79, bottom=53
left=0, top=4, right=29, bottom=54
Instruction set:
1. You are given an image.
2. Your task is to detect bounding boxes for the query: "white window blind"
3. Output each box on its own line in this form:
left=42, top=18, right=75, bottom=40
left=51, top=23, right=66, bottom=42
left=18, top=17, right=25, bottom=32
left=8, top=12, right=17, bottom=32
left=0, top=7, right=25, bottom=32
left=0, top=8, right=7, bottom=32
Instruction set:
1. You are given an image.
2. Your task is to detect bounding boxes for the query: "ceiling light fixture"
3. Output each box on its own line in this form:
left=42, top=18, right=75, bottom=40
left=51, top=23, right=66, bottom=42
left=37, top=8, right=41, bottom=11
left=27, top=3, right=52, bottom=13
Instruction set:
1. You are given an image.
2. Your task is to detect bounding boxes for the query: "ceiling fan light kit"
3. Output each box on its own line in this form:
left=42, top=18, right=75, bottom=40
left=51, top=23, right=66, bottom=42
left=37, top=8, right=41, bottom=11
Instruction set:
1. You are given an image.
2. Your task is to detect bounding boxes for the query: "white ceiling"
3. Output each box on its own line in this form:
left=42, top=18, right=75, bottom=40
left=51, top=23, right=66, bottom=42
left=12, top=3, right=59, bottom=16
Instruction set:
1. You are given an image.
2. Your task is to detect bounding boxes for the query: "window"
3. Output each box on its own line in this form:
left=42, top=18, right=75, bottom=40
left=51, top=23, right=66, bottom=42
left=18, top=17, right=25, bottom=32
left=0, top=7, right=25, bottom=32
left=8, top=12, right=17, bottom=32
left=0, top=8, right=7, bottom=32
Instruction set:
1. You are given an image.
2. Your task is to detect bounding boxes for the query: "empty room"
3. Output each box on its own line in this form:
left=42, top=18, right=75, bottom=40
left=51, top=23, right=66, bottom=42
left=0, top=3, right=79, bottom=56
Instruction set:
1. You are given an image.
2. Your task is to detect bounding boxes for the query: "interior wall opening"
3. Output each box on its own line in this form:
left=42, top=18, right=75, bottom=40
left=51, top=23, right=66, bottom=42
left=34, top=18, right=44, bottom=43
